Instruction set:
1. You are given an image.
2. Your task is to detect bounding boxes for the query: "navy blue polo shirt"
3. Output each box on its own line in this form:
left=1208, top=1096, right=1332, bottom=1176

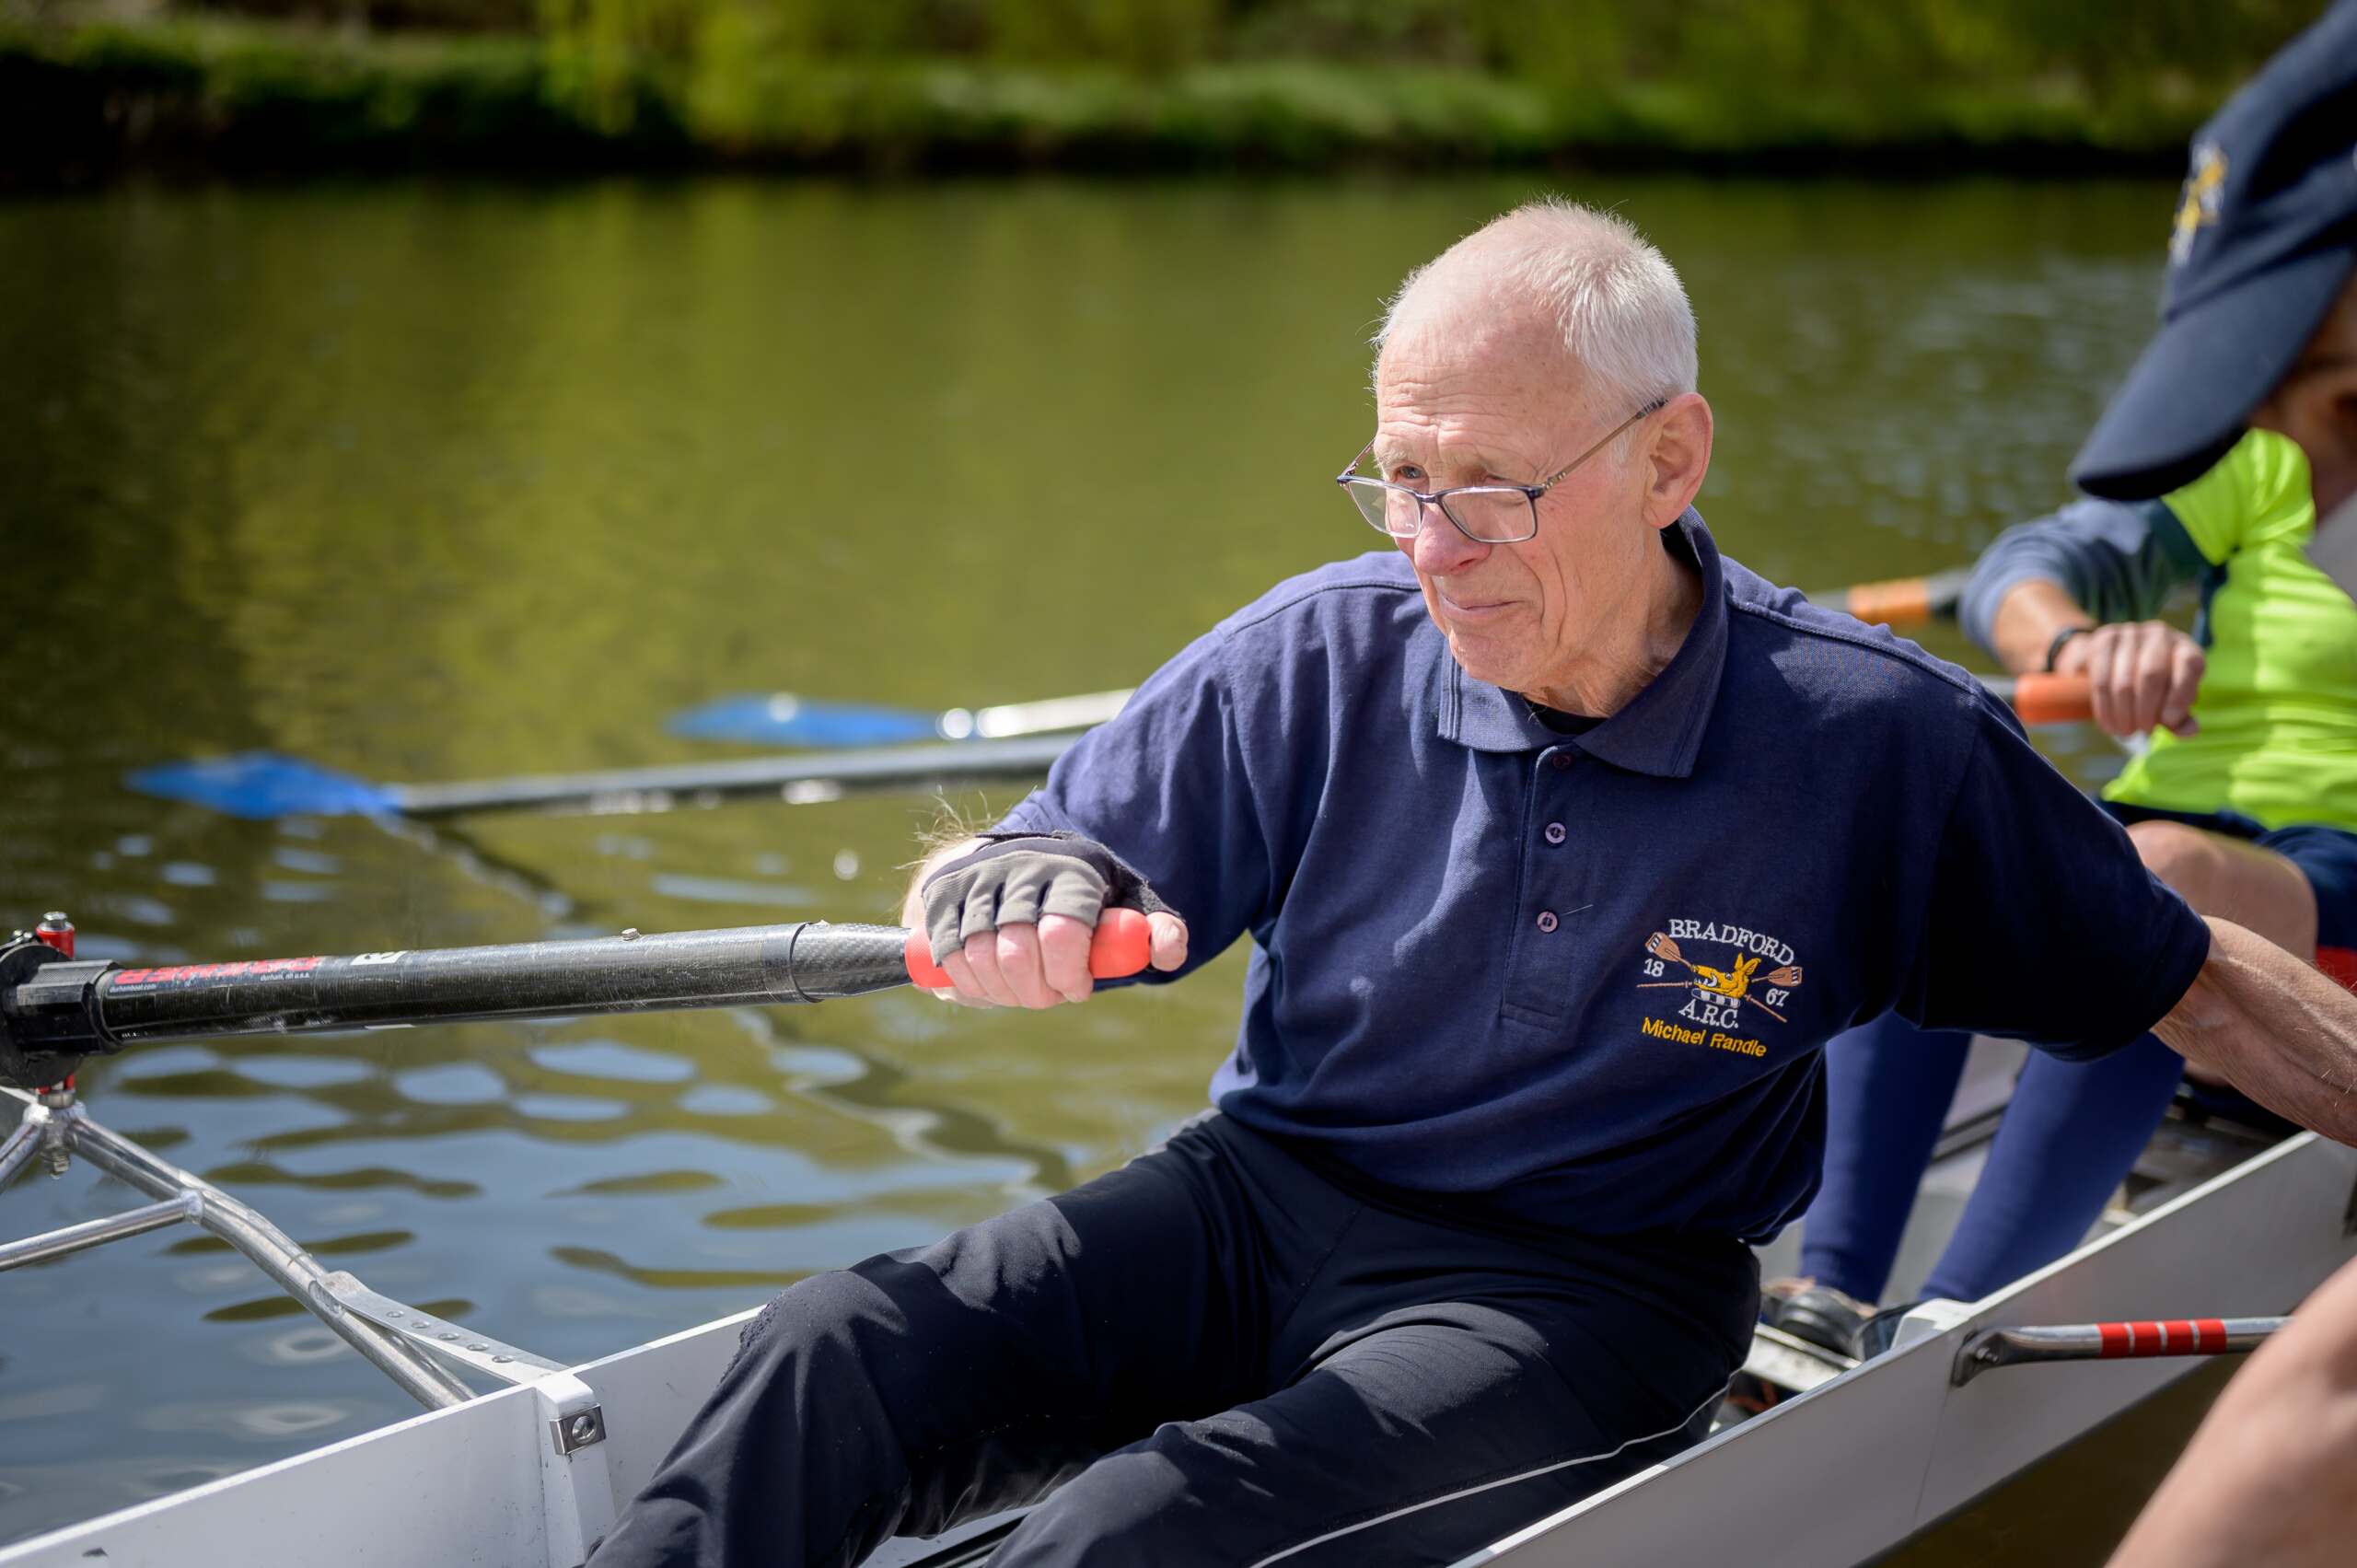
left=994, top=513, right=2213, bottom=1241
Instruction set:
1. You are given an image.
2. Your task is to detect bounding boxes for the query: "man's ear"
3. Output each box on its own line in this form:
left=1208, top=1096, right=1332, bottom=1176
left=1643, top=392, right=1713, bottom=529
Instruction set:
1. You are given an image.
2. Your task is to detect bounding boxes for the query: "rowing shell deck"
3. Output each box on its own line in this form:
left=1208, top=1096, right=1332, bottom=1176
left=5, top=1060, right=2352, bottom=1568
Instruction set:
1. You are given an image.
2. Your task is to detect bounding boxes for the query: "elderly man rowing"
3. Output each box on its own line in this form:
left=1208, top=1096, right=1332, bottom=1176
left=589, top=200, right=2357, bottom=1568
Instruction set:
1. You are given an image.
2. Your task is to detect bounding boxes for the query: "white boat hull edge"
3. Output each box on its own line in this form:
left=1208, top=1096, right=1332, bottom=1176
left=6, top=1135, right=2351, bottom=1568
left=0, top=1307, right=757, bottom=1568
left=1461, top=1131, right=2357, bottom=1568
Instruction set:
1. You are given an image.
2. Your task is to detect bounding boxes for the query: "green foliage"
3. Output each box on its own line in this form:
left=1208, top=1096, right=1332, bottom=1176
left=0, top=0, right=2330, bottom=181
left=981, top=0, right=1225, bottom=71
left=512, top=0, right=2327, bottom=153
left=134, top=0, right=2328, bottom=93
left=0, top=13, right=656, bottom=176
left=538, top=0, right=693, bottom=130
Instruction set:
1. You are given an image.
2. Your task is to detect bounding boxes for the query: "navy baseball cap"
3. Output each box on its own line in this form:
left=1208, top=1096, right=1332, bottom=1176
left=2073, top=0, right=2357, bottom=501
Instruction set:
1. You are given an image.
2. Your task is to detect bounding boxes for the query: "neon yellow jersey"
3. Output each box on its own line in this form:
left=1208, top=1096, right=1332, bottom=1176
left=2105, top=432, right=2357, bottom=832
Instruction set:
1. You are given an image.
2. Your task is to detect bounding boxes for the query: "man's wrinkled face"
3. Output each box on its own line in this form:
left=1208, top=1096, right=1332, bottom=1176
left=1372, top=311, right=1655, bottom=696
left=2257, top=274, right=2357, bottom=519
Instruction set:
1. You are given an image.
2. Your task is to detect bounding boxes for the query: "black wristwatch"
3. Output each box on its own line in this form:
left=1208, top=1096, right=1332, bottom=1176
left=2043, top=624, right=2091, bottom=673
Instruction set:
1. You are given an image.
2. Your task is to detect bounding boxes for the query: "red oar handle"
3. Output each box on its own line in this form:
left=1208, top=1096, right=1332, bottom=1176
left=1953, top=1314, right=2286, bottom=1385
left=1829, top=566, right=1970, bottom=628
left=2006, top=673, right=2094, bottom=726
left=2096, top=1318, right=2237, bottom=1358
left=902, top=908, right=1154, bottom=990
left=1842, top=577, right=1937, bottom=626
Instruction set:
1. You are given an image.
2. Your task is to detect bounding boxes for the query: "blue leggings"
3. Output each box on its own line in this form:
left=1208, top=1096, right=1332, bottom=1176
left=1797, top=1015, right=2186, bottom=1305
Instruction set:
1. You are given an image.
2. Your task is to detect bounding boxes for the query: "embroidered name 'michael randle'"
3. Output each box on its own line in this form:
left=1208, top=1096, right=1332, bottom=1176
left=1638, top=921, right=1804, bottom=1058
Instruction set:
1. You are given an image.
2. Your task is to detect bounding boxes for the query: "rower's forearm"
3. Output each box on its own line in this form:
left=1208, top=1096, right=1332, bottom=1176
left=1987, top=578, right=2096, bottom=675
left=2154, top=919, right=2357, bottom=1145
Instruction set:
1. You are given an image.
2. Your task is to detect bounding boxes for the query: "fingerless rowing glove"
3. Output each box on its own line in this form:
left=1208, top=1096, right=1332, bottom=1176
left=919, top=831, right=1175, bottom=966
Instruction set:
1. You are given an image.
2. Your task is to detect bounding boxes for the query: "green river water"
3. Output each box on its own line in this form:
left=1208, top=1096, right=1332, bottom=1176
left=0, top=174, right=2212, bottom=1561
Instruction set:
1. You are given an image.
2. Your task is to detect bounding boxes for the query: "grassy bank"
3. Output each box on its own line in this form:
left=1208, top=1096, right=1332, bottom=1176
left=0, top=13, right=2233, bottom=186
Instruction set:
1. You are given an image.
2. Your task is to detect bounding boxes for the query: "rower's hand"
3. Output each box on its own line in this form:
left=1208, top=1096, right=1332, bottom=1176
left=916, top=831, right=1187, bottom=1009
left=2052, top=621, right=2203, bottom=738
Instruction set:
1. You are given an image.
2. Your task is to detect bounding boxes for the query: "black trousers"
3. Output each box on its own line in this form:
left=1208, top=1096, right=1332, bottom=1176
left=586, top=1114, right=1757, bottom=1568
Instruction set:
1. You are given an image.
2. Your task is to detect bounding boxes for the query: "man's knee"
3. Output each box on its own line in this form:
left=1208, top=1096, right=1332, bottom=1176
left=2126, top=819, right=2317, bottom=954
left=2127, top=819, right=2229, bottom=909
left=724, top=1265, right=923, bottom=1400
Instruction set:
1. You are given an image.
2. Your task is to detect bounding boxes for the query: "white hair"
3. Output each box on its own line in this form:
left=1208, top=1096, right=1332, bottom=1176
left=1376, top=198, right=1698, bottom=418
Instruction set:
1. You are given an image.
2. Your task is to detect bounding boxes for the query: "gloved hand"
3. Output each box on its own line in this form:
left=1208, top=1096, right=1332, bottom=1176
left=919, top=831, right=1185, bottom=1008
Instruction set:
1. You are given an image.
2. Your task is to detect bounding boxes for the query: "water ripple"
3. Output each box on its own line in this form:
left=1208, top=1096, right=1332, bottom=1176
left=528, top=1039, right=695, bottom=1085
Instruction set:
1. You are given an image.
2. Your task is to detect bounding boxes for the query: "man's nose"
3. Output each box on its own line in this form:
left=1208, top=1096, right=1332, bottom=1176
left=1410, top=504, right=1490, bottom=575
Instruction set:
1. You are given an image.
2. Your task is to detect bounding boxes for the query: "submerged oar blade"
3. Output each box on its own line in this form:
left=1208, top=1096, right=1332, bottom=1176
left=667, top=693, right=940, bottom=748
left=124, top=753, right=400, bottom=819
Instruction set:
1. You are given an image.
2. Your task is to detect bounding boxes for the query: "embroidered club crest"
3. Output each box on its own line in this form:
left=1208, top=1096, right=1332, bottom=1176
left=1642, top=927, right=1803, bottom=1031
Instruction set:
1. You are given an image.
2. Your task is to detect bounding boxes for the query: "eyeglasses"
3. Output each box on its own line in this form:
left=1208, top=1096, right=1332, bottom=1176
left=1335, top=399, right=1666, bottom=545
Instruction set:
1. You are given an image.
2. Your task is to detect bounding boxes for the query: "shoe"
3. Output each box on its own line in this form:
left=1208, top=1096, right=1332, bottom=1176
left=1766, top=1283, right=1870, bottom=1358
left=1853, top=1298, right=1924, bottom=1361
left=1757, top=1274, right=1808, bottom=1321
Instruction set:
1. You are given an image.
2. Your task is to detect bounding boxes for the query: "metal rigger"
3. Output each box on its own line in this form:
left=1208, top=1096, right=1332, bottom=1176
left=0, top=908, right=1151, bottom=1561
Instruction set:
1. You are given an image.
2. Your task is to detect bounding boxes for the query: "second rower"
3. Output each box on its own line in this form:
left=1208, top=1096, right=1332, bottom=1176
left=1781, top=424, right=2357, bottom=1348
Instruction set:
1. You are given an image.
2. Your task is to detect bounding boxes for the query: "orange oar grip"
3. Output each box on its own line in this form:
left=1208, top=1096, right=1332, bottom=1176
left=2008, top=673, right=2094, bottom=726
left=1843, top=577, right=1934, bottom=627
left=904, top=938, right=954, bottom=989
left=902, top=907, right=1155, bottom=989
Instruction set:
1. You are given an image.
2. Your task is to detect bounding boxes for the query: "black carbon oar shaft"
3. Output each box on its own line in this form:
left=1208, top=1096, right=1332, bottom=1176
left=6, top=922, right=911, bottom=1053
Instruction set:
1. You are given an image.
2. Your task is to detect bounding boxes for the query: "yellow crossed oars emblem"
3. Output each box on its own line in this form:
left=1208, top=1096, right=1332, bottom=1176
left=1640, top=932, right=1803, bottom=1023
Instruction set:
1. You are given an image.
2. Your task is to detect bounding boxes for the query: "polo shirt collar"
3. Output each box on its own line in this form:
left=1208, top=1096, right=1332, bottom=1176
left=1437, top=508, right=1730, bottom=779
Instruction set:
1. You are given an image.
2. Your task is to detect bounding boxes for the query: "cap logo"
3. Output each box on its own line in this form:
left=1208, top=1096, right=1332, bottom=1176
left=2169, top=141, right=2228, bottom=267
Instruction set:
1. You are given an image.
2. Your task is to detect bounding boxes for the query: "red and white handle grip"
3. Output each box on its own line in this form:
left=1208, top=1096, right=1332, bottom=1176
left=902, top=907, right=1155, bottom=990
left=1953, top=1314, right=2286, bottom=1386
left=2095, top=1318, right=2250, bottom=1358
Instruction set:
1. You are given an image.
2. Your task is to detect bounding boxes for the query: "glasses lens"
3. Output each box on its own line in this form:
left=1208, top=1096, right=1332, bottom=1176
left=1441, top=487, right=1537, bottom=543
left=1343, top=479, right=1420, bottom=537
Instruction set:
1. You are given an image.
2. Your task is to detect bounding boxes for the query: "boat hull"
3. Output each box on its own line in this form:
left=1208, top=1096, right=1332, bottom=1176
left=5, top=1134, right=2351, bottom=1568
left=1460, top=1131, right=2357, bottom=1566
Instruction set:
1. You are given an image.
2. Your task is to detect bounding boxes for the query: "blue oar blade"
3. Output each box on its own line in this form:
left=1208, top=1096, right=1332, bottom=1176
left=124, top=752, right=401, bottom=819
left=667, top=693, right=941, bottom=748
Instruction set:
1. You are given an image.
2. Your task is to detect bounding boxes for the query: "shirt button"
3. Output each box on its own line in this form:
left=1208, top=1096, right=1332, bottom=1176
left=1535, top=911, right=1559, bottom=934
left=1550, top=752, right=1573, bottom=772
left=1544, top=822, right=1567, bottom=845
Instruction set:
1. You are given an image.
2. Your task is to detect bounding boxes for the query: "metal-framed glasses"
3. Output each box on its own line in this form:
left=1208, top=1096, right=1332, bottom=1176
left=1335, top=399, right=1667, bottom=545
